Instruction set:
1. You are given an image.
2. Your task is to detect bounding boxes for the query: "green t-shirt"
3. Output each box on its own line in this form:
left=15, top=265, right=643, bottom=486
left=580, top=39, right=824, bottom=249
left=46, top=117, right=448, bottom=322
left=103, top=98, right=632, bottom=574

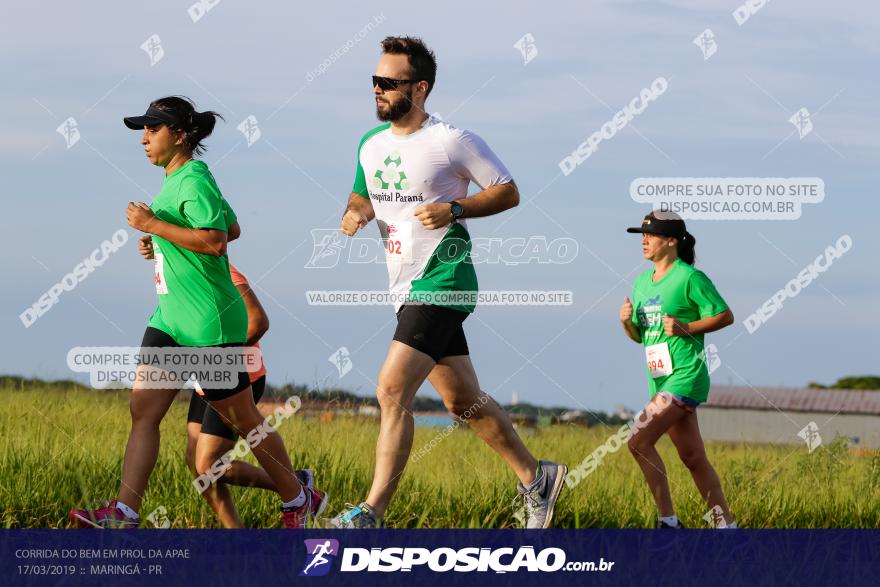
left=147, top=160, right=247, bottom=346
left=631, top=258, right=728, bottom=402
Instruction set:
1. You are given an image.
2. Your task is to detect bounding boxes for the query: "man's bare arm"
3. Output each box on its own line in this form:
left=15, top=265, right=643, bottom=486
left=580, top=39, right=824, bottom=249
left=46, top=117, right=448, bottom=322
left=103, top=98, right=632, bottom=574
left=341, top=192, right=375, bottom=236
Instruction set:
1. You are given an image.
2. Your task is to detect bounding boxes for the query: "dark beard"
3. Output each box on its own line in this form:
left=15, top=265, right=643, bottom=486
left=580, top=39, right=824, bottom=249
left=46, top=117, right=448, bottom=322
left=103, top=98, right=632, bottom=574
left=376, top=90, right=413, bottom=122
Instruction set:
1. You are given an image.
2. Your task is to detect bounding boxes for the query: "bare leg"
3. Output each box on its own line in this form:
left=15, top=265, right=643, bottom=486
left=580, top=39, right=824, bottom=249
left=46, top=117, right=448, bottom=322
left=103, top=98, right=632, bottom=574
left=218, top=460, right=276, bottom=491
left=117, top=367, right=179, bottom=513
left=667, top=410, right=734, bottom=524
left=184, top=423, right=200, bottom=475
left=192, top=431, right=244, bottom=528
left=186, top=404, right=276, bottom=492
left=364, top=342, right=436, bottom=518
left=186, top=422, right=242, bottom=528
left=194, top=429, right=276, bottom=489
left=627, top=394, right=688, bottom=518
left=206, top=386, right=301, bottom=502
left=427, top=355, right=538, bottom=485
left=186, top=417, right=281, bottom=528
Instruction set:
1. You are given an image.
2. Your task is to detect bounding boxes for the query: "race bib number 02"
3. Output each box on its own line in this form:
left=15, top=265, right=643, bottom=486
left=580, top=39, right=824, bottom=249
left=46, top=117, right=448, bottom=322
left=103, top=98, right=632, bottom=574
left=645, top=342, right=673, bottom=378
left=385, top=221, right=413, bottom=263
left=154, top=253, right=168, bottom=295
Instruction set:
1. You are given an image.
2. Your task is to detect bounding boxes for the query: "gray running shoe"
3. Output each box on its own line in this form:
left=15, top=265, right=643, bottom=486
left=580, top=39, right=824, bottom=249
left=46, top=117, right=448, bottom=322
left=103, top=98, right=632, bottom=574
left=514, top=461, right=567, bottom=529
left=328, top=502, right=382, bottom=528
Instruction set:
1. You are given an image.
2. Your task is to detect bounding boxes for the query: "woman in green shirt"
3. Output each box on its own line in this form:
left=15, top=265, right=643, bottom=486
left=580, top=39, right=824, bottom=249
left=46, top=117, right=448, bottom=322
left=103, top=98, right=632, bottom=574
left=619, top=211, right=736, bottom=529
left=69, top=96, right=325, bottom=529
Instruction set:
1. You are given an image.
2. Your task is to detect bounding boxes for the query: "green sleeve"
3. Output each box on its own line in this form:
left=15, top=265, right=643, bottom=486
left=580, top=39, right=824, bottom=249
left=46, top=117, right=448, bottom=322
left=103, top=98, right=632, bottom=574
left=352, top=156, right=369, bottom=198
left=687, top=270, right=729, bottom=318
left=352, top=123, right=390, bottom=199
left=178, top=176, right=228, bottom=231
left=221, top=198, right=238, bottom=230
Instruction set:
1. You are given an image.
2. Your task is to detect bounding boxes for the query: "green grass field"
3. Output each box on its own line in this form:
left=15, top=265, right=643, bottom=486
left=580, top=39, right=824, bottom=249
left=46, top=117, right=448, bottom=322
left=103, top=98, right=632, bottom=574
left=2, top=388, right=878, bottom=528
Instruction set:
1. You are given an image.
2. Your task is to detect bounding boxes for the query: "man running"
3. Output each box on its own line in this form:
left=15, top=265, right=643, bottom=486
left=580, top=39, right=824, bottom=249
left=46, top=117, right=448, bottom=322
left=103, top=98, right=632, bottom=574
left=329, top=36, right=566, bottom=529
left=302, top=541, right=335, bottom=575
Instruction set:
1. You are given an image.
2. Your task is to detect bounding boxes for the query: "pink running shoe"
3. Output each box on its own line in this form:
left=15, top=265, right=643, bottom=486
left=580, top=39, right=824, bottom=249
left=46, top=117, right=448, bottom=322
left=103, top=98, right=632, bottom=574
left=280, top=487, right=328, bottom=529
left=69, top=500, right=139, bottom=529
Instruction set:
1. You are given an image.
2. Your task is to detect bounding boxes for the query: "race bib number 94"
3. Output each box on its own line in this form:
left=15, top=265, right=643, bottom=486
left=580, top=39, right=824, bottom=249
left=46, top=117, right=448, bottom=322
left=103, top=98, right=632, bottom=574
left=385, top=221, right=413, bottom=263
left=645, top=342, right=673, bottom=378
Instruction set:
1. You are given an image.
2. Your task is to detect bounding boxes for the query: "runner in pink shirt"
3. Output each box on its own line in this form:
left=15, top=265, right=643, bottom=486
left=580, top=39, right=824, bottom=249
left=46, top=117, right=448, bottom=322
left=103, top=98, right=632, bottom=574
left=183, top=263, right=313, bottom=527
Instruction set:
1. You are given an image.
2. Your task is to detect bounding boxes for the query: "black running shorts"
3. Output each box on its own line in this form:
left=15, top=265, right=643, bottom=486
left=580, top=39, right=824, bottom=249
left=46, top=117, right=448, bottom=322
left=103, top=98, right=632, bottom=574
left=139, top=326, right=251, bottom=401
left=392, top=304, right=470, bottom=362
left=186, top=375, right=266, bottom=440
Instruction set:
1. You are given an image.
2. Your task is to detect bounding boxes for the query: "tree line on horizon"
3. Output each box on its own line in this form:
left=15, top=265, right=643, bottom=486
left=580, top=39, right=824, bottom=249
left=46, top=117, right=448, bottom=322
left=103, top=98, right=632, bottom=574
left=3, top=375, right=877, bottom=425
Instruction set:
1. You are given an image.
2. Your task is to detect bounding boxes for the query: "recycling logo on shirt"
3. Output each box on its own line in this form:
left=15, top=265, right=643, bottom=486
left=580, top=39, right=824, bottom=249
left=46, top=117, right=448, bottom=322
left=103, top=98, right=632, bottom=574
left=373, top=150, right=409, bottom=190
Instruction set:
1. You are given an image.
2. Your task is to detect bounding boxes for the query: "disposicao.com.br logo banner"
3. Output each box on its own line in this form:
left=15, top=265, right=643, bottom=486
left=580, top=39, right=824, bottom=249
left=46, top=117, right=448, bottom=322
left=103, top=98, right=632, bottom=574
left=299, top=539, right=612, bottom=576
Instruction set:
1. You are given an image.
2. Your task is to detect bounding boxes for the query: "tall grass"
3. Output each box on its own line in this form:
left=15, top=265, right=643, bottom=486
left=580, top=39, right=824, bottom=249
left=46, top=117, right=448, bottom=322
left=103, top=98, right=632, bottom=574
left=1, top=388, right=877, bottom=528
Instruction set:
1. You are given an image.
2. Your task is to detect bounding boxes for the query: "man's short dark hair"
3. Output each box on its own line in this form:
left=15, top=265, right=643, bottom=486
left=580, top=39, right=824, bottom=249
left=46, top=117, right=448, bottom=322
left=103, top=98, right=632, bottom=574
left=381, top=36, right=437, bottom=97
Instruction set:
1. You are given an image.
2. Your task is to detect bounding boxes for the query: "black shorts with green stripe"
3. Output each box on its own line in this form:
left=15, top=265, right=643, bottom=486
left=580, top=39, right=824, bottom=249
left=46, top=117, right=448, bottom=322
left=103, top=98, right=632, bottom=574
left=393, top=304, right=469, bottom=362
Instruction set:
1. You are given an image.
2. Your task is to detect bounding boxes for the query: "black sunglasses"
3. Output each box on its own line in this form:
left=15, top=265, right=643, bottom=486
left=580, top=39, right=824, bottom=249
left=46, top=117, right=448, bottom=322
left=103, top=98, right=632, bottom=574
left=372, top=75, right=419, bottom=91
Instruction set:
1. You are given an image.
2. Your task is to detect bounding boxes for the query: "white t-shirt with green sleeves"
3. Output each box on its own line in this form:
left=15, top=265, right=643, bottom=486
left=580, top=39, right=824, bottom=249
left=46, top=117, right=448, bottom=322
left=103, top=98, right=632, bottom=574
left=352, top=116, right=513, bottom=313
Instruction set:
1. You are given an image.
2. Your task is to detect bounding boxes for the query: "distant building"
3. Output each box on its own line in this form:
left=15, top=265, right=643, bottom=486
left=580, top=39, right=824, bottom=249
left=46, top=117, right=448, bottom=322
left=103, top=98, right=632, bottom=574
left=700, top=385, right=880, bottom=449
left=616, top=404, right=635, bottom=421
left=358, top=405, right=380, bottom=417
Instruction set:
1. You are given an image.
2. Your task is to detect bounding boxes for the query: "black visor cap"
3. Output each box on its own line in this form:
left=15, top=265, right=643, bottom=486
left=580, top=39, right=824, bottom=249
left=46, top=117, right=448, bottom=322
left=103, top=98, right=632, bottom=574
left=123, top=106, right=179, bottom=130
left=626, top=212, right=686, bottom=239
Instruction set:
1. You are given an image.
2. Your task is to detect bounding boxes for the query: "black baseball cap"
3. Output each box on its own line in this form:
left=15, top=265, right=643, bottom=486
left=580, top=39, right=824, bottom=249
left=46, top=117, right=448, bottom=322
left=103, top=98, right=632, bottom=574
left=123, top=106, right=180, bottom=130
left=626, top=211, right=687, bottom=238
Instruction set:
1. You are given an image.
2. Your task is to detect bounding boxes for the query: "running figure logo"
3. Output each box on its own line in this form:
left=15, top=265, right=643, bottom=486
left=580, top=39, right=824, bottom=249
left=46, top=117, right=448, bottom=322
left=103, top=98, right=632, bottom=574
left=798, top=421, right=822, bottom=453
left=145, top=505, right=171, bottom=528
left=300, top=539, right=339, bottom=577
left=236, top=115, right=261, bottom=147
left=692, top=29, right=717, bottom=61
left=513, top=33, right=538, bottom=65
left=789, top=107, right=813, bottom=139
left=140, top=34, right=165, bottom=66
left=702, top=505, right=725, bottom=528
left=328, top=347, right=352, bottom=378
left=56, top=117, right=80, bottom=149
left=698, top=343, right=722, bottom=375
left=373, top=151, right=409, bottom=190
left=305, top=229, right=347, bottom=268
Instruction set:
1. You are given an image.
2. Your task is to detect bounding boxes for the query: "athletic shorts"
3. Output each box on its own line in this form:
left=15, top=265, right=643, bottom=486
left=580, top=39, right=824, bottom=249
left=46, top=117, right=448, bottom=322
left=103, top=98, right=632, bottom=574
left=658, top=391, right=701, bottom=414
left=392, top=304, right=470, bottom=362
left=187, top=375, right=266, bottom=440
left=139, top=326, right=250, bottom=401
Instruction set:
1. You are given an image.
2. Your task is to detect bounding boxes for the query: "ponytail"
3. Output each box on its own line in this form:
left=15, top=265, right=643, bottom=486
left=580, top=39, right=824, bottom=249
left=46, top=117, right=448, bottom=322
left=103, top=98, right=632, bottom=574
left=150, top=96, right=223, bottom=156
left=187, top=110, right=220, bottom=153
left=677, top=231, right=696, bottom=265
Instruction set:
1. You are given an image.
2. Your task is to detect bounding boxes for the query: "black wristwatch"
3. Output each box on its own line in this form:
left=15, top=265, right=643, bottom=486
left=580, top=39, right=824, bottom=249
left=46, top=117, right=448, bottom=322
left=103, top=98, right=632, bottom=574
left=450, top=201, right=464, bottom=221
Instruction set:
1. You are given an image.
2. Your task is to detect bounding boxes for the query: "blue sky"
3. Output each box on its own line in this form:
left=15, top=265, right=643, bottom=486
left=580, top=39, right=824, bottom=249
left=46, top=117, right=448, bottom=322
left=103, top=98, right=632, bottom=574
left=2, top=0, right=878, bottom=412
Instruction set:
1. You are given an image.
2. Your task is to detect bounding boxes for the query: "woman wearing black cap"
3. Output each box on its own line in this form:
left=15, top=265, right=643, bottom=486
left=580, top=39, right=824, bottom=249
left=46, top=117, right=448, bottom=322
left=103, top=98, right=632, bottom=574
left=69, top=96, right=325, bottom=529
left=619, top=211, right=736, bottom=529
